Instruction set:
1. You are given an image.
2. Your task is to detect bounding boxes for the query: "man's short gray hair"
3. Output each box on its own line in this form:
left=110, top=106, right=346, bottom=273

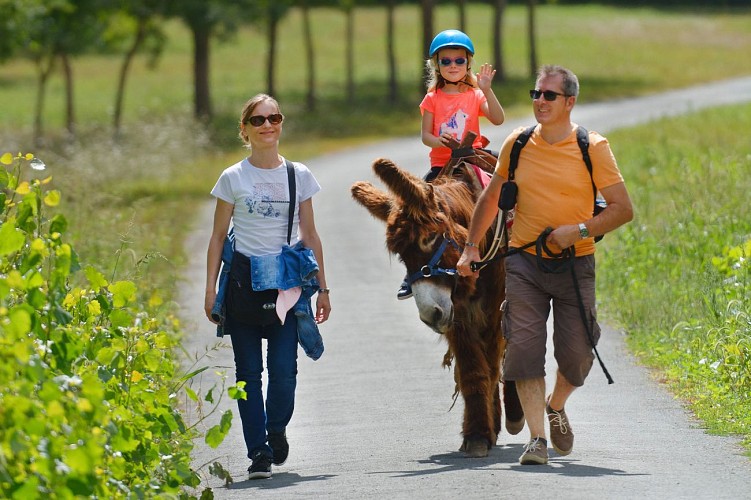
left=537, top=65, right=579, bottom=97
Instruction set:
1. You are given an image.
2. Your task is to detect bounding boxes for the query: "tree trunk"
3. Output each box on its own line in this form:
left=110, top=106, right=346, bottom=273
left=492, top=0, right=507, bottom=82
left=302, top=3, right=315, bottom=111
left=345, top=6, right=355, bottom=102
left=421, top=0, right=434, bottom=93
left=266, top=10, right=279, bottom=97
left=386, top=0, right=398, bottom=105
left=33, top=55, right=55, bottom=147
left=193, top=25, right=212, bottom=121
left=60, top=51, right=75, bottom=139
left=458, top=0, right=466, bottom=32
left=527, top=0, right=538, bottom=78
left=114, top=19, right=146, bottom=138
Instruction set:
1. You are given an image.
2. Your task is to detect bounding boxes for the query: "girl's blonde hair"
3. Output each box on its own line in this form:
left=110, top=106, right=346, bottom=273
left=238, top=93, right=281, bottom=147
left=424, top=51, right=477, bottom=92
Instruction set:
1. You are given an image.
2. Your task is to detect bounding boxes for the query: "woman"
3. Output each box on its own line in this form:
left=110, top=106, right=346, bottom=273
left=204, top=94, right=331, bottom=479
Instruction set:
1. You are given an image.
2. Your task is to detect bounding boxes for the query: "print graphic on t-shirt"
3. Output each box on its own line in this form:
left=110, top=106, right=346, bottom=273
left=244, top=182, right=287, bottom=219
left=439, top=109, right=469, bottom=140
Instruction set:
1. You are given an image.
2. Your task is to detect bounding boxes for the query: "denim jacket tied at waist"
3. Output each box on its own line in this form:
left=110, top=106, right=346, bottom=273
left=211, top=233, right=324, bottom=361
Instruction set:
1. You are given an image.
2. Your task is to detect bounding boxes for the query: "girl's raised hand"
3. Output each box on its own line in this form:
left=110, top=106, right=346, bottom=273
left=476, top=63, right=496, bottom=91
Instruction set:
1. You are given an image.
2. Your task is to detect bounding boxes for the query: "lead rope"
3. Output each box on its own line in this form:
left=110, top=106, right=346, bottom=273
left=570, top=262, right=614, bottom=384
left=478, top=209, right=507, bottom=264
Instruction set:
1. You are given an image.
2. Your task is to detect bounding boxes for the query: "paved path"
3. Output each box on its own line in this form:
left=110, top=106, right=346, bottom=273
left=178, top=77, right=751, bottom=499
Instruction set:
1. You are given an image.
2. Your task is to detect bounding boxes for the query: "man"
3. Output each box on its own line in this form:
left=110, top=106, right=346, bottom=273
left=456, top=65, right=633, bottom=465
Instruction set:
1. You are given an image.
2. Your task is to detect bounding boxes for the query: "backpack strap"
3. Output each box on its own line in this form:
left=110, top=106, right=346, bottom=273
left=285, top=159, right=296, bottom=245
left=575, top=126, right=597, bottom=201
left=507, top=124, right=537, bottom=181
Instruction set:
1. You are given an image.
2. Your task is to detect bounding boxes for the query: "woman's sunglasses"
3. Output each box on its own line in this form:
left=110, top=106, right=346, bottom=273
left=438, top=57, right=467, bottom=67
left=529, top=89, right=568, bottom=101
left=245, top=113, right=284, bottom=127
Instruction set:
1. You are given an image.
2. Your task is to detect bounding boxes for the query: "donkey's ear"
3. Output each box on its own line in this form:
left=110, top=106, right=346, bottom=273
left=453, top=161, right=484, bottom=194
left=351, top=181, right=395, bottom=222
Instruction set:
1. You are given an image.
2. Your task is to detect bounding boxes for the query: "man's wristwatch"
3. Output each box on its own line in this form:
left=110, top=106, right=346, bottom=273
left=578, top=223, right=590, bottom=239
left=318, top=288, right=330, bottom=294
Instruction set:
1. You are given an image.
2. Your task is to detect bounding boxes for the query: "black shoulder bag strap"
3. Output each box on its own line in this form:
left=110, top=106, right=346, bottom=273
left=507, top=125, right=537, bottom=181
left=285, top=159, right=296, bottom=245
left=575, top=126, right=597, bottom=202
left=498, top=125, right=536, bottom=211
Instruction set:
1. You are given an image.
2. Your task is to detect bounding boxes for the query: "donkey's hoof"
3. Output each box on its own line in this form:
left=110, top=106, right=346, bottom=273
left=505, top=416, right=525, bottom=436
left=460, top=438, right=489, bottom=458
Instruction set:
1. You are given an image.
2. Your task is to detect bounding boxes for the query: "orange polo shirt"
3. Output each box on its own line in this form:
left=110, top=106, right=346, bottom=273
left=495, top=125, right=624, bottom=257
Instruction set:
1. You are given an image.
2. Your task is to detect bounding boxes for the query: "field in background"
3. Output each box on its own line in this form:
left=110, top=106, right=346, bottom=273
left=1, top=4, right=750, bottom=139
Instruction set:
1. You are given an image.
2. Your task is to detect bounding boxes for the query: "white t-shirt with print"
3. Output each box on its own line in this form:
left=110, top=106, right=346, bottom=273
left=211, top=157, right=321, bottom=257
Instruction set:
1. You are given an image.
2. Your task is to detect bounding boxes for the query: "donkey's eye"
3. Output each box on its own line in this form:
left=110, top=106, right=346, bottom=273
left=420, top=234, right=439, bottom=251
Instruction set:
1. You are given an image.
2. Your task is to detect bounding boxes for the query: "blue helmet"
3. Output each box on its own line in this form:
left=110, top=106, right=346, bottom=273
left=429, top=29, right=475, bottom=57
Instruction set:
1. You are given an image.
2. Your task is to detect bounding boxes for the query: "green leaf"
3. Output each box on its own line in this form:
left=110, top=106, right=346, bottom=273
left=184, top=387, right=198, bottom=402
left=0, top=221, right=25, bottom=256
left=6, top=306, right=32, bottom=337
left=43, top=190, right=60, bottom=207
left=53, top=304, right=73, bottom=325
left=64, top=447, right=94, bottom=474
left=209, top=461, right=233, bottom=486
left=110, top=281, right=137, bottom=308
left=205, top=410, right=233, bottom=448
left=109, top=309, right=133, bottom=329
left=228, top=381, right=247, bottom=401
left=84, top=266, right=108, bottom=291
left=177, top=366, right=209, bottom=383
left=49, top=213, right=68, bottom=235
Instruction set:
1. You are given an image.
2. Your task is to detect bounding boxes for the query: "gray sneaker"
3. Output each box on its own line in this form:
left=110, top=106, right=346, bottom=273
left=519, top=437, right=548, bottom=465
left=546, top=395, right=574, bottom=456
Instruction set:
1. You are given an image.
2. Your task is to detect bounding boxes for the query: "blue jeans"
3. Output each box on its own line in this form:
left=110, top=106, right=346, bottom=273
left=228, top=311, right=299, bottom=459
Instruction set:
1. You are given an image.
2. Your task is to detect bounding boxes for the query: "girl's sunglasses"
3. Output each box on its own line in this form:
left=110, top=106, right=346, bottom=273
left=529, top=89, right=568, bottom=101
left=245, top=113, right=284, bottom=127
left=438, top=57, right=467, bottom=67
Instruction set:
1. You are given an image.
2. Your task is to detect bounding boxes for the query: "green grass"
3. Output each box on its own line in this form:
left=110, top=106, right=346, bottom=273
left=598, top=104, right=751, bottom=453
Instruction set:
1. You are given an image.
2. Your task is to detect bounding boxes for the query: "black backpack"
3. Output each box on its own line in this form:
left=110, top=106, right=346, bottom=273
left=500, top=124, right=605, bottom=242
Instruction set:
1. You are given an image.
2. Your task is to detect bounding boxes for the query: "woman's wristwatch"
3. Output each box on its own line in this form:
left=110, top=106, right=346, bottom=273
left=318, top=288, right=330, bottom=294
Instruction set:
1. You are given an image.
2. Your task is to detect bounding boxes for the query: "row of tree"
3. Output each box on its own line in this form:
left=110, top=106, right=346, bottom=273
left=0, top=0, right=549, bottom=143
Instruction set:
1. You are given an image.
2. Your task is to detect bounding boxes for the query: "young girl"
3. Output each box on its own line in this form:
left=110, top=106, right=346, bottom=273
left=420, top=29, right=505, bottom=182
left=398, top=29, right=505, bottom=300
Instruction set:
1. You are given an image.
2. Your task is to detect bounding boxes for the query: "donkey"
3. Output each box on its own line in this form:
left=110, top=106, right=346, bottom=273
left=351, top=145, right=524, bottom=457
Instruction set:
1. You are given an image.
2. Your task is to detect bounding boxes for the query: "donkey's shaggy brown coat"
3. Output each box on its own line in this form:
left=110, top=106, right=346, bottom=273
left=351, top=156, right=523, bottom=457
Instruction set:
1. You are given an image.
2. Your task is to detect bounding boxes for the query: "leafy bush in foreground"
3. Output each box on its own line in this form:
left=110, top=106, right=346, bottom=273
left=0, top=152, right=216, bottom=498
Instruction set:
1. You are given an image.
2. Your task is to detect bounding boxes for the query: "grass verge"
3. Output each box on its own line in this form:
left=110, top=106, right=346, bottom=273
left=598, top=103, right=751, bottom=455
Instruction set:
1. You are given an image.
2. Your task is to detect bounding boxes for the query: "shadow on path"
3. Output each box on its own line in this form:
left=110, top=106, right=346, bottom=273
left=225, top=472, right=337, bottom=491
left=369, top=445, right=647, bottom=479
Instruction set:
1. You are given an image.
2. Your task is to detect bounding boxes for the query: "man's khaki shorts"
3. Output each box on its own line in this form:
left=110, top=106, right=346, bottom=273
left=501, top=251, right=601, bottom=387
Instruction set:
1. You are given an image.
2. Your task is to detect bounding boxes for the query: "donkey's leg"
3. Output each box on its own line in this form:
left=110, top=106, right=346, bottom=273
left=451, top=332, right=495, bottom=457
left=485, top=327, right=504, bottom=441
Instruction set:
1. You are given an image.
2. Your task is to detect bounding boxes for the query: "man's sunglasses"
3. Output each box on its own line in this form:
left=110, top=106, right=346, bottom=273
left=439, top=57, right=467, bottom=67
left=245, top=113, right=284, bottom=127
left=529, top=89, right=568, bottom=101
